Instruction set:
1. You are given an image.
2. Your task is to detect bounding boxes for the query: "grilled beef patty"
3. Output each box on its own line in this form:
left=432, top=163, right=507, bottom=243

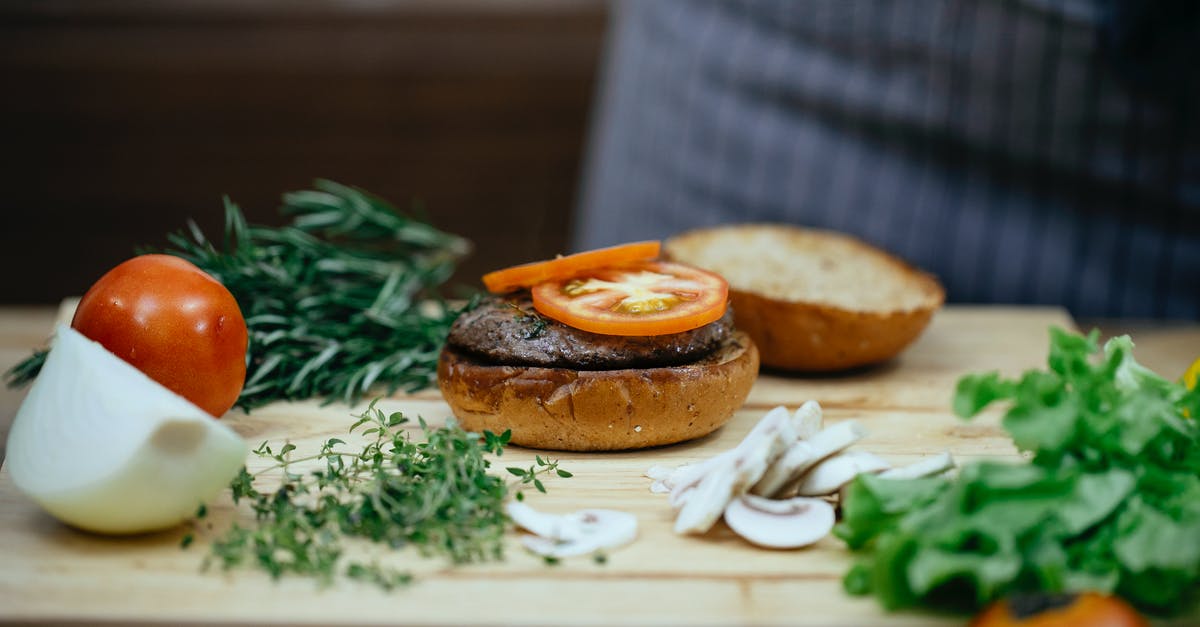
left=447, top=296, right=733, bottom=369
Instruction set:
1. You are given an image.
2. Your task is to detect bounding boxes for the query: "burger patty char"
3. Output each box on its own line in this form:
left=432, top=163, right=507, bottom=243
left=447, top=296, right=734, bottom=369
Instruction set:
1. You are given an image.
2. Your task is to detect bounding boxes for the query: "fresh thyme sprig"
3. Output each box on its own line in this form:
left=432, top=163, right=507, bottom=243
left=506, top=455, right=573, bottom=501
left=200, top=400, right=569, bottom=590
left=5, top=180, right=473, bottom=409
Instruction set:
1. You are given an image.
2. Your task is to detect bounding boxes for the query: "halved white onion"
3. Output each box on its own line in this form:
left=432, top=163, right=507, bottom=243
left=6, top=325, right=247, bottom=534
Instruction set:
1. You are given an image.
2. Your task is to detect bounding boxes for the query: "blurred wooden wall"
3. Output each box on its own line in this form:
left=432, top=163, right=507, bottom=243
left=0, top=1, right=607, bottom=303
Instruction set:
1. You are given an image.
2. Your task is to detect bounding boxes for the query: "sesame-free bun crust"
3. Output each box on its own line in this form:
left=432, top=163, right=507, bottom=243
left=437, top=332, right=759, bottom=451
left=665, top=225, right=944, bottom=371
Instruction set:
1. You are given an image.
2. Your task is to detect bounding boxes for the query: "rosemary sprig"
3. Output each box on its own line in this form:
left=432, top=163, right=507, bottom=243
left=5, top=180, right=472, bottom=409
left=201, top=400, right=568, bottom=589
left=3, top=349, right=46, bottom=389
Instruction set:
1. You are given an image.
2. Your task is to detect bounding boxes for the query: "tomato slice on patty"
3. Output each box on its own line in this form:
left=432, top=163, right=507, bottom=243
left=530, top=260, right=728, bottom=336
left=482, top=241, right=661, bottom=294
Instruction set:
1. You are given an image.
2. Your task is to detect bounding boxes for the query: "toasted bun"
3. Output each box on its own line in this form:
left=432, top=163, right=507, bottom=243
left=437, top=332, right=759, bottom=451
left=664, top=225, right=943, bottom=371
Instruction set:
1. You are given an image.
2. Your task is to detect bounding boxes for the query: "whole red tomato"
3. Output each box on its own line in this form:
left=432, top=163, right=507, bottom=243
left=71, top=254, right=248, bottom=417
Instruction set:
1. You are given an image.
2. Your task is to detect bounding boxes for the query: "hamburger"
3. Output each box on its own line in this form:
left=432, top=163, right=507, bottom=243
left=437, top=242, right=759, bottom=451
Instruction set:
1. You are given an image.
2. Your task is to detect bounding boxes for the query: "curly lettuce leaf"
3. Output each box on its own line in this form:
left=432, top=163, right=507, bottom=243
left=841, top=327, right=1200, bottom=615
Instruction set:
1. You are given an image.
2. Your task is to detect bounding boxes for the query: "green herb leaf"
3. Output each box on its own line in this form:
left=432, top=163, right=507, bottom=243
left=3, top=348, right=46, bottom=390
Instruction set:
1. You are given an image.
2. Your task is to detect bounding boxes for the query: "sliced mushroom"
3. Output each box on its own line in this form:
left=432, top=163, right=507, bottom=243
left=507, top=502, right=566, bottom=539
left=750, top=440, right=816, bottom=498
left=644, top=465, right=673, bottom=482
left=652, top=406, right=807, bottom=497
left=672, top=463, right=738, bottom=534
left=748, top=406, right=796, bottom=441
left=751, top=420, right=867, bottom=497
left=878, top=452, right=955, bottom=480
left=668, top=405, right=796, bottom=510
left=792, top=400, right=823, bottom=440
left=723, top=494, right=835, bottom=549
left=507, top=502, right=638, bottom=558
left=664, top=453, right=731, bottom=499
left=665, top=456, right=729, bottom=507
left=648, top=456, right=729, bottom=494
left=645, top=465, right=681, bottom=494
left=673, top=410, right=796, bottom=534
left=794, top=450, right=891, bottom=496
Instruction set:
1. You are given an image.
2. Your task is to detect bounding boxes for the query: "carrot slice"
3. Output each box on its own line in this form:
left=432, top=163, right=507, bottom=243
left=530, top=260, right=728, bottom=336
left=482, top=241, right=661, bottom=294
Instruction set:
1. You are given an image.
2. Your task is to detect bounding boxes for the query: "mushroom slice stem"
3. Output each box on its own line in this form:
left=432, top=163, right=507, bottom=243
left=673, top=410, right=796, bottom=534
left=794, top=450, right=891, bottom=496
left=657, top=405, right=810, bottom=499
left=507, top=503, right=638, bottom=558
left=878, top=452, right=956, bottom=480
left=752, top=420, right=867, bottom=498
left=666, top=455, right=728, bottom=506
left=668, top=406, right=796, bottom=509
left=665, top=446, right=742, bottom=495
left=723, top=494, right=835, bottom=549
left=792, top=401, right=823, bottom=440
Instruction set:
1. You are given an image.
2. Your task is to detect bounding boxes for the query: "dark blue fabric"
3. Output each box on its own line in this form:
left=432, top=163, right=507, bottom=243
left=574, top=0, right=1200, bottom=319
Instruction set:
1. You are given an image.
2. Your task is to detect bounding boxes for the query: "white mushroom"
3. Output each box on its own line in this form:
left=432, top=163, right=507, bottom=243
left=649, top=405, right=817, bottom=496
left=507, top=502, right=571, bottom=539
left=668, top=405, right=795, bottom=510
left=751, top=420, right=867, bottom=497
left=794, top=450, right=891, bottom=496
left=878, top=452, right=956, bottom=480
left=673, top=409, right=796, bottom=534
left=748, top=405, right=798, bottom=442
left=666, top=456, right=732, bottom=507
left=644, top=465, right=676, bottom=494
left=641, top=402, right=956, bottom=551
left=792, top=400, right=823, bottom=440
left=644, top=465, right=673, bottom=482
left=672, top=463, right=738, bottom=534
left=507, top=502, right=638, bottom=558
left=644, top=460, right=717, bottom=497
left=750, top=439, right=816, bottom=498
left=662, top=456, right=726, bottom=498
left=723, top=494, right=835, bottom=549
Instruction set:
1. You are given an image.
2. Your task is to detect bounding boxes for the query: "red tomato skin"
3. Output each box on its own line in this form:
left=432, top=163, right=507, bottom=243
left=70, top=254, right=248, bottom=417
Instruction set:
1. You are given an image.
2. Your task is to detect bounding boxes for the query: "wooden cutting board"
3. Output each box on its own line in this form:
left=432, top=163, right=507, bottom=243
left=0, top=306, right=1103, bottom=626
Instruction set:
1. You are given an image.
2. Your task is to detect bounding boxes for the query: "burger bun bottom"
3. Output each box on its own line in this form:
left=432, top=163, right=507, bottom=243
left=437, top=331, right=759, bottom=451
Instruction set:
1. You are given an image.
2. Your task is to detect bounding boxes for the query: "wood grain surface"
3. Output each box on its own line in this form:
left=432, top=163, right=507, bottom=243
left=0, top=306, right=1195, bottom=626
